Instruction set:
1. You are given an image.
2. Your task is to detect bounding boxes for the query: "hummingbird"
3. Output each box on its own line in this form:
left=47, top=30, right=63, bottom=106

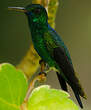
left=8, top=4, right=86, bottom=108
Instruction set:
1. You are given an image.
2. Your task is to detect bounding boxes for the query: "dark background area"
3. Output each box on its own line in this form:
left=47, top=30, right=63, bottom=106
left=0, top=0, right=91, bottom=109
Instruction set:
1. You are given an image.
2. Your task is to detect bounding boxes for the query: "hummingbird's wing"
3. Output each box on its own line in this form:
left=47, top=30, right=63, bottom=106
left=53, top=46, right=86, bottom=108
left=44, top=25, right=86, bottom=108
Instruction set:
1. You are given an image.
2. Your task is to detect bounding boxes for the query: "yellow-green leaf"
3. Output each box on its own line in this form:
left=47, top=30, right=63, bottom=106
left=28, top=85, right=80, bottom=110
left=0, top=63, right=28, bottom=110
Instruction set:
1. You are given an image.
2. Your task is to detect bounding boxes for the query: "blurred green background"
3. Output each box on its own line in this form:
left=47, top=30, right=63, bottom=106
left=0, top=0, right=91, bottom=109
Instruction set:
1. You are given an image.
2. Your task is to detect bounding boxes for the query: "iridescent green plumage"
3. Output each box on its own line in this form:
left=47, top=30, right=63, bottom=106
left=8, top=4, right=86, bottom=108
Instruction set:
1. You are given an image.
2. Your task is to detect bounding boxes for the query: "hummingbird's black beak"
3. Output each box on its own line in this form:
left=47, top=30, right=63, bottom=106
left=8, top=7, right=27, bottom=13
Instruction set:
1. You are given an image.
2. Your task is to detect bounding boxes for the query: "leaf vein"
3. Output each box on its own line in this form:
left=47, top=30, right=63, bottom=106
left=0, top=97, right=20, bottom=109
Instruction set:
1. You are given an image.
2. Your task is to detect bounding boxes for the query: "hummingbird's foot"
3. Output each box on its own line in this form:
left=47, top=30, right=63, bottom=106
left=39, top=59, right=47, bottom=82
left=39, top=59, right=46, bottom=73
left=38, top=72, right=47, bottom=82
left=39, top=71, right=47, bottom=76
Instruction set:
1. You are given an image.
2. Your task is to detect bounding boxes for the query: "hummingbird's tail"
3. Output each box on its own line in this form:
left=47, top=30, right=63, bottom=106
left=56, top=72, right=87, bottom=108
left=70, top=72, right=87, bottom=108
left=56, top=72, right=68, bottom=91
left=71, top=86, right=84, bottom=108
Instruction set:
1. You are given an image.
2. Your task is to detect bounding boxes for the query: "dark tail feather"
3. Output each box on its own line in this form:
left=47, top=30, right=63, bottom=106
left=72, top=87, right=83, bottom=108
left=56, top=72, right=68, bottom=91
left=56, top=72, right=84, bottom=108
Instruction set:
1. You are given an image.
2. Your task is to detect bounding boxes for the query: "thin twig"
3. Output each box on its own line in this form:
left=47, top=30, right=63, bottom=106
left=24, top=74, right=46, bottom=102
left=20, top=74, right=46, bottom=110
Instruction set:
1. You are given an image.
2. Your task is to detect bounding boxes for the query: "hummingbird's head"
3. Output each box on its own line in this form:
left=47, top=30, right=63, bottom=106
left=8, top=4, right=48, bottom=24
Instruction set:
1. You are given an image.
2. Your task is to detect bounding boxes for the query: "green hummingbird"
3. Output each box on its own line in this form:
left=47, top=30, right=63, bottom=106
left=8, top=4, right=86, bottom=108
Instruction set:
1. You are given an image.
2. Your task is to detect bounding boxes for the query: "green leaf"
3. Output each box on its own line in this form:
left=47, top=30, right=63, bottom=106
left=28, top=85, right=80, bottom=110
left=0, top=63, right=28, bottom=110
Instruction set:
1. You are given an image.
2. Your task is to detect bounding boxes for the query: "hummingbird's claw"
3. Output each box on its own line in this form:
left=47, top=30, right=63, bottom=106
left=38, top=72, right=47, bottom=82
left=39, top=72, right=47, bottom=76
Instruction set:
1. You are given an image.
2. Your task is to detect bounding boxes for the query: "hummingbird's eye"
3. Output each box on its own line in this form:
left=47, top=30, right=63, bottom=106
left=34, top=8, right=41, bottom=14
